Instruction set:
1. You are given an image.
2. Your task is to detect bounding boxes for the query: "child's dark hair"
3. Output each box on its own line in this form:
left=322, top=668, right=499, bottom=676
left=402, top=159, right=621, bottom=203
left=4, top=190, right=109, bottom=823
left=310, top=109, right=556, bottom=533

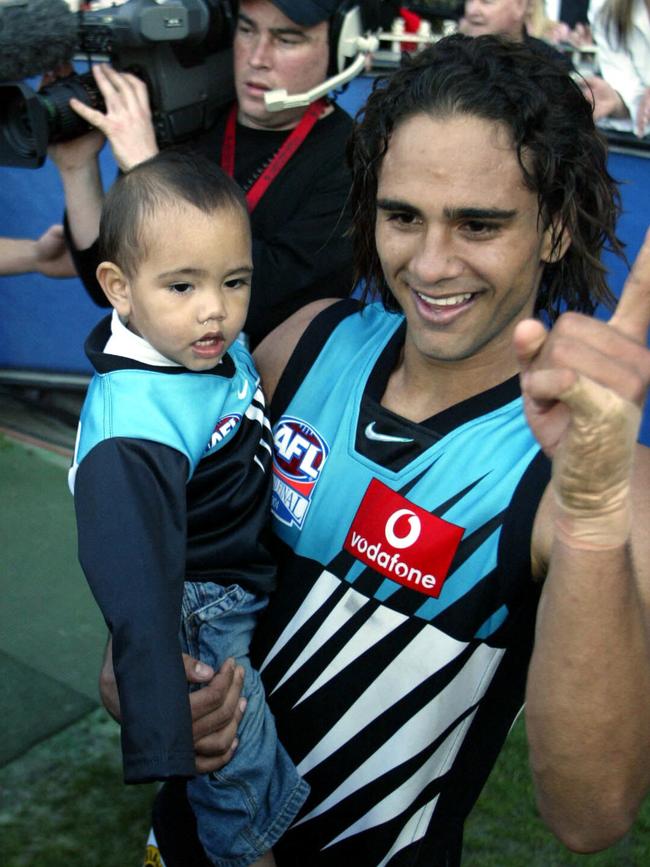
left=348, top=33, right=624, bottom=321
left=99, top=150, right=249, bottom=278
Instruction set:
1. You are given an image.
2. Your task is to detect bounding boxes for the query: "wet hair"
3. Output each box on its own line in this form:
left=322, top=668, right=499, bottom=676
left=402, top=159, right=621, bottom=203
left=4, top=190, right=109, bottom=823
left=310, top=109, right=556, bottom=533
left=99, top=150, right=249, bottom=279
left=348, top=33, right=623, bottom=320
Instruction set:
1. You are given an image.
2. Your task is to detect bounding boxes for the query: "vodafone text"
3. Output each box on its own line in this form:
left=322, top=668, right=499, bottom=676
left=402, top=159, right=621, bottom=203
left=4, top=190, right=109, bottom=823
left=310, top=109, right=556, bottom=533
left=348, top=530, right=437, bottom=590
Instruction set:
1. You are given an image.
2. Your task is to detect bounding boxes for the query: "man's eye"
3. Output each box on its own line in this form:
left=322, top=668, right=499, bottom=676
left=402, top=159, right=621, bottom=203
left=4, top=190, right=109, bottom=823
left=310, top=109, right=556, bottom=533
left=387, top=212, right=419, bottom=226
left=169, top=282, right=193, bottom=294
left=463, top=221, right=496, bottom=235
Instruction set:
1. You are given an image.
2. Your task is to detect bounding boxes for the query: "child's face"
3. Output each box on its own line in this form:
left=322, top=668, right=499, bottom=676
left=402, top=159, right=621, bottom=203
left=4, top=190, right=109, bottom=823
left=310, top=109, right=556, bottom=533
left=120, top=202, right=252, bottom=370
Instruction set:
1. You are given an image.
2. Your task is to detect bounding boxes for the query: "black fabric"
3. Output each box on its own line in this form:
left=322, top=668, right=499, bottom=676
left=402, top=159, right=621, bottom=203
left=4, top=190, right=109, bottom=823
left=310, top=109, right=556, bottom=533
left=64, top=102, right=354, bottom=348
left=559, top=0, right=590, bottom=26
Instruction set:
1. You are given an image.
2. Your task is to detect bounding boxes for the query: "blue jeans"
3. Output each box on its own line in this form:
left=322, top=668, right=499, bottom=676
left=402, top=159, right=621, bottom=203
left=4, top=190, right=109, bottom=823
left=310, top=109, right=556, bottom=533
left=181, top=581, right=309, bottom=867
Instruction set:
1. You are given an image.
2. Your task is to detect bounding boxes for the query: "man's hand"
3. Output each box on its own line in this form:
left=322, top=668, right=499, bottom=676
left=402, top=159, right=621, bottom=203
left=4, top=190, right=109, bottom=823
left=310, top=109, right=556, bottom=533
left=188, top=656, right=246, bottom=774
left=68, top=64, right=159, bottom=171
left=33, top=224, right=76, bottom=278
left=514, top=229, right=650, bottom=549
left=98, top=640, right=245, bottom=773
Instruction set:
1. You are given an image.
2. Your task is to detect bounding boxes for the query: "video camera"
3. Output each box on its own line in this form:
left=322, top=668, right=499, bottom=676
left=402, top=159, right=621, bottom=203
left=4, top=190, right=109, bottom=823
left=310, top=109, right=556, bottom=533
left=0, top=0, right=236, bottom=168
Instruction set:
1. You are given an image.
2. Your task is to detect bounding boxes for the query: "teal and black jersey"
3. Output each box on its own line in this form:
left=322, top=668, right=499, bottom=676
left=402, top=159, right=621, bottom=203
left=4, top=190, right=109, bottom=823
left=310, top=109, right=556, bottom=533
left=252, top=301, right=550, bottom=866
left=70, top=315, right=275, bottom=783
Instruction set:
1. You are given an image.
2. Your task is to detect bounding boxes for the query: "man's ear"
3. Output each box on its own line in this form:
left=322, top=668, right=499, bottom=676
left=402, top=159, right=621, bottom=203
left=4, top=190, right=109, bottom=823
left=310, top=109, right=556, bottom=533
left=541, top=218, right=572, bottom=265
left=96, top=261, right=131, bottom=318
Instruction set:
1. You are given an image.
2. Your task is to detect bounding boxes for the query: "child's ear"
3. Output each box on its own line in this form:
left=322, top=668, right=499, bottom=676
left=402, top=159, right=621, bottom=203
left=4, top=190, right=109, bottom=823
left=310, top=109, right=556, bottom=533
left=96, top=261, right=131, bottom=318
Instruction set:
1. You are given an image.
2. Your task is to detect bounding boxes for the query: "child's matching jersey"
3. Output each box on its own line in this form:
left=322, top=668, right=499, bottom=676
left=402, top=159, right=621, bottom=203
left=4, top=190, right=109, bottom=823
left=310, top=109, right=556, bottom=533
left=253, top=301, right=550, bottom=866
left=70, top=315, right=275, bottom=783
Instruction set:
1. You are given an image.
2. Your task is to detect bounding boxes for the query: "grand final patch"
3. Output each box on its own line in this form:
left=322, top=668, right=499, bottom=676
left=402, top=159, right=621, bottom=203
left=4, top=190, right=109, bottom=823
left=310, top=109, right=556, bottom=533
left=272, top=416, right=329, bottom=529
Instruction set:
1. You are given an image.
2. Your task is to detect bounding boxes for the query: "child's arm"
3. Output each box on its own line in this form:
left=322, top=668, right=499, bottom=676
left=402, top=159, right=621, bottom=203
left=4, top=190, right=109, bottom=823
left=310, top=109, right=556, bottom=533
left=75, top=436, right=196, bottom=783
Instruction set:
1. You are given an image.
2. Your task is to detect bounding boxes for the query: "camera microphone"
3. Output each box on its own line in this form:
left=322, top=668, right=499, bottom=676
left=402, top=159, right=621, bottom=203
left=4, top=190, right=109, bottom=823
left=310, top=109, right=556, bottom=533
left=0, top=0, right=77, bottom=82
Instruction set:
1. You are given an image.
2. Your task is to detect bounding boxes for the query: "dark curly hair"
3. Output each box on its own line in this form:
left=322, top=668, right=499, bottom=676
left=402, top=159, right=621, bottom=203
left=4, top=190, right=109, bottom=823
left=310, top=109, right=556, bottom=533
left=348, top=33, right=624, bottom=321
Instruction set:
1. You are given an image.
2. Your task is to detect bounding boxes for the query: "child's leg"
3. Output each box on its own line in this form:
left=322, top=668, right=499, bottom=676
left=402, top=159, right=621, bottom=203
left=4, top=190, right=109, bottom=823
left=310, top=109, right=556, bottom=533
left=181, top=581, right=309, bottom=867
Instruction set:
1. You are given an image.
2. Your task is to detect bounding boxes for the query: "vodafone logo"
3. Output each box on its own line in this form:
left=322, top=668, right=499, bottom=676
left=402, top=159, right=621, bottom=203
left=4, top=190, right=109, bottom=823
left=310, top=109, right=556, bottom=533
left=385, top=509, right=421, bottom=549
left=344, top=478, right=465, bottom=599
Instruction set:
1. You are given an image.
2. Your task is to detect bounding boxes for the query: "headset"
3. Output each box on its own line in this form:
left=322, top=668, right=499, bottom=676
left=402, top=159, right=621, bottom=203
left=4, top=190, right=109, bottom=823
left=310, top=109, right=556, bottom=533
left=264, top=0, right=384, bottom=111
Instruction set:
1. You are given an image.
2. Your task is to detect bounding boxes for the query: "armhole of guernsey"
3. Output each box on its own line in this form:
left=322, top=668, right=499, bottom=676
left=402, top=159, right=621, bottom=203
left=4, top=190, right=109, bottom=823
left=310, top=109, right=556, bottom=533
left=270, top=298, right=362, bottom=422
left=497, top=449, right=551, bottom=589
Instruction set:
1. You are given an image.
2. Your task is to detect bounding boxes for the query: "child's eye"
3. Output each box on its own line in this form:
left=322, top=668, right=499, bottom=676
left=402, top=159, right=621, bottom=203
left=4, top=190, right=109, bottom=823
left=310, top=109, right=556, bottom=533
left=169, top=282, right=193, bottom=294
left=225, top=277, right=250, bottom=290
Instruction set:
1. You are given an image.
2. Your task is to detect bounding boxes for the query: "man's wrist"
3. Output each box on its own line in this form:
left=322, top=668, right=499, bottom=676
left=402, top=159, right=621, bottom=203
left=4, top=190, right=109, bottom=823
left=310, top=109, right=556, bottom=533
left=554, top=503, right=631, bottom=550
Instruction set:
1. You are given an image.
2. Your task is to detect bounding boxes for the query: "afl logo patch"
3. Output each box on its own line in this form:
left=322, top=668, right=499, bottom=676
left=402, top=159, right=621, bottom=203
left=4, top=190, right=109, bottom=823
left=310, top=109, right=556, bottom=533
left=272, top=417, right=329, bottom=528
left=205, top=413, right=241, bottom=452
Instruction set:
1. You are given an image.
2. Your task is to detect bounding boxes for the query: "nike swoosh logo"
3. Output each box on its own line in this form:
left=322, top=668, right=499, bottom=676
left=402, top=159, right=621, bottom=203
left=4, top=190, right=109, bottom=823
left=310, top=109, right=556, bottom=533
left=237, top=379, right=249, bottom=400
left=364, top=422, right=414, bottom=444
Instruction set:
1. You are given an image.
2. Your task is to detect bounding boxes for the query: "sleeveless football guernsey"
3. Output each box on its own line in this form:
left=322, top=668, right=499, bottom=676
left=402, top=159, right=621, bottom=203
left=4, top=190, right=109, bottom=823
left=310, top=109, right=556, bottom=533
left=252, top=301, right=550, bottom=866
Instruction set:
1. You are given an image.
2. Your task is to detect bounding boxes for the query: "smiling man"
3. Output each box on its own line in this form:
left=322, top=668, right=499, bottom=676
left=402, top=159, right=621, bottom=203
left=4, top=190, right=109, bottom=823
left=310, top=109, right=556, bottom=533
left=49, top=0, right=355, bottom=347
left=245, top=34, right=650, bottom=867
left=102, top=33, right=650, bottom=867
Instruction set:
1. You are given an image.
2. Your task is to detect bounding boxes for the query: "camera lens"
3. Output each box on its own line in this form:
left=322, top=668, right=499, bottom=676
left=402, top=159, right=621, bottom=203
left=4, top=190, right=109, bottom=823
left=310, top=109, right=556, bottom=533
left=40, top=72, right=106, bottom=142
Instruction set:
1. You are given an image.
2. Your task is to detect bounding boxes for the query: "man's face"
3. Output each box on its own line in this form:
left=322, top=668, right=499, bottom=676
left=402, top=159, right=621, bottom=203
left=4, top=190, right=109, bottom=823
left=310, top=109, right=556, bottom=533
left=114, top=202, right=252, bottom=371
left=375, top=113, right=557, bottom=375
left=459, top=0, right=527, bottom=40
left=233, top=0, right=330, bottom=130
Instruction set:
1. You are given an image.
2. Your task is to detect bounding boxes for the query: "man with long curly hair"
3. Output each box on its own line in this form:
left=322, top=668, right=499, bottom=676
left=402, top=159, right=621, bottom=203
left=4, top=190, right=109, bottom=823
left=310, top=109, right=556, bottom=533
left=103, top=34, right=650, bottom=867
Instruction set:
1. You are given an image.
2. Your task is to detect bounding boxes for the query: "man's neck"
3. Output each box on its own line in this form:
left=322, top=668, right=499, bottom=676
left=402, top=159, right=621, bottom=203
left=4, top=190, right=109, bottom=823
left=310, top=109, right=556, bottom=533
left=381, top=339, right=520, bottom=422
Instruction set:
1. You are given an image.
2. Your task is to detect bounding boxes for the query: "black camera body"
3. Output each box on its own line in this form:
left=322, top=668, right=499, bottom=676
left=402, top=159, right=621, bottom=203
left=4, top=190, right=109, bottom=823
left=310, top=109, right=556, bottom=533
left=0, top=0, right=236, bottom=168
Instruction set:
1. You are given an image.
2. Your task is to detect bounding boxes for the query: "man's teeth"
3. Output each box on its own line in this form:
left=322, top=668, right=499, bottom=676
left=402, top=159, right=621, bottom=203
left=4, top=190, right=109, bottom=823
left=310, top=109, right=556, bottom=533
left=195, top=337, right=216, bottom=345
left=416, top=291, right=473, bottom=306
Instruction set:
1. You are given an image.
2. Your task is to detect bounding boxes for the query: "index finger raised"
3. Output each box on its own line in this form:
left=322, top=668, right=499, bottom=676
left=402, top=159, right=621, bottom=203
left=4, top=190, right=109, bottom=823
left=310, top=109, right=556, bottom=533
left=609, top=227, right=650, bottom=342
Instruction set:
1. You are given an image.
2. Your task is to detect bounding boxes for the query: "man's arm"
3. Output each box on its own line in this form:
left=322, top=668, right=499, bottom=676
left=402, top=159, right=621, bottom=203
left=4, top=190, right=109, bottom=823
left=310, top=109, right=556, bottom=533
left=253, top=298, right=341, bottom=401
left=49, top=64, right=159, bottom=292
left=0, top=225, right=76, bottom=278
left=520, top=230, right=650, bottom=851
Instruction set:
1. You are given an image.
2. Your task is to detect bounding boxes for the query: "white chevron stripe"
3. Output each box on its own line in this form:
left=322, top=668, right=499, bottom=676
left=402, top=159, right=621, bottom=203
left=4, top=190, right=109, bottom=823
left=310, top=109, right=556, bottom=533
left=296, top=641, right=503, bottom=826
left=292, top=594, right=408, bottom=705
left=259, top=570, right=341, bottom=673
left=296, top=623, right=469, bottom=777
left=269, top=586, right=375, bottom=696
left=323, top=711, right=476, bottom=848
left=376, top=796, right=438, bottom=867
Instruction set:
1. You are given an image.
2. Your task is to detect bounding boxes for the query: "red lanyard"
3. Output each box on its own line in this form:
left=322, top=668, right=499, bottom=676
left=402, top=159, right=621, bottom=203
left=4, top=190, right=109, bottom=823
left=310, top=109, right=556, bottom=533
left=220, top=98, right=329, bottom=212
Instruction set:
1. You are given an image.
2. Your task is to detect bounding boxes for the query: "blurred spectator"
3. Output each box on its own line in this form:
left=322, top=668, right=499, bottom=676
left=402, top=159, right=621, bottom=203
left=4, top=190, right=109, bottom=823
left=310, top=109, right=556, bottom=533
left=459, top=0, right=574, bottom=66
left=589, top=0, right=650, bottom=137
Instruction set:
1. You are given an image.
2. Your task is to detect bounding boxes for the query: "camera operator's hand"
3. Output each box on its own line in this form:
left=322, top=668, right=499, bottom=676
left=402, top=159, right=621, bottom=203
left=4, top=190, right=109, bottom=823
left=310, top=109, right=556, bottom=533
left=68, top=64, right=159, bottom=172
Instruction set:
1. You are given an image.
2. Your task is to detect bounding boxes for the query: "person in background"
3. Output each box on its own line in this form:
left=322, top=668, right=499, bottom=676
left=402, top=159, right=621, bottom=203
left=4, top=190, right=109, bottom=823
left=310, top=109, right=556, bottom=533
left=588, top=0, right=650, bottom=137
left=101, top=34, right=650, bottom=867
left=50, top=0, right=356, bottom=348
left=71, top=149, right=308, bottom=867
left=458, top=0, right=574, bottom=65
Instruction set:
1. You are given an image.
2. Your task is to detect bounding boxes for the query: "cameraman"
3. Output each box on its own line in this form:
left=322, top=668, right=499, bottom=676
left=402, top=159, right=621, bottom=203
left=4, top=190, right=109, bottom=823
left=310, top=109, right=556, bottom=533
left=54, top=0, right=355, bottom=347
